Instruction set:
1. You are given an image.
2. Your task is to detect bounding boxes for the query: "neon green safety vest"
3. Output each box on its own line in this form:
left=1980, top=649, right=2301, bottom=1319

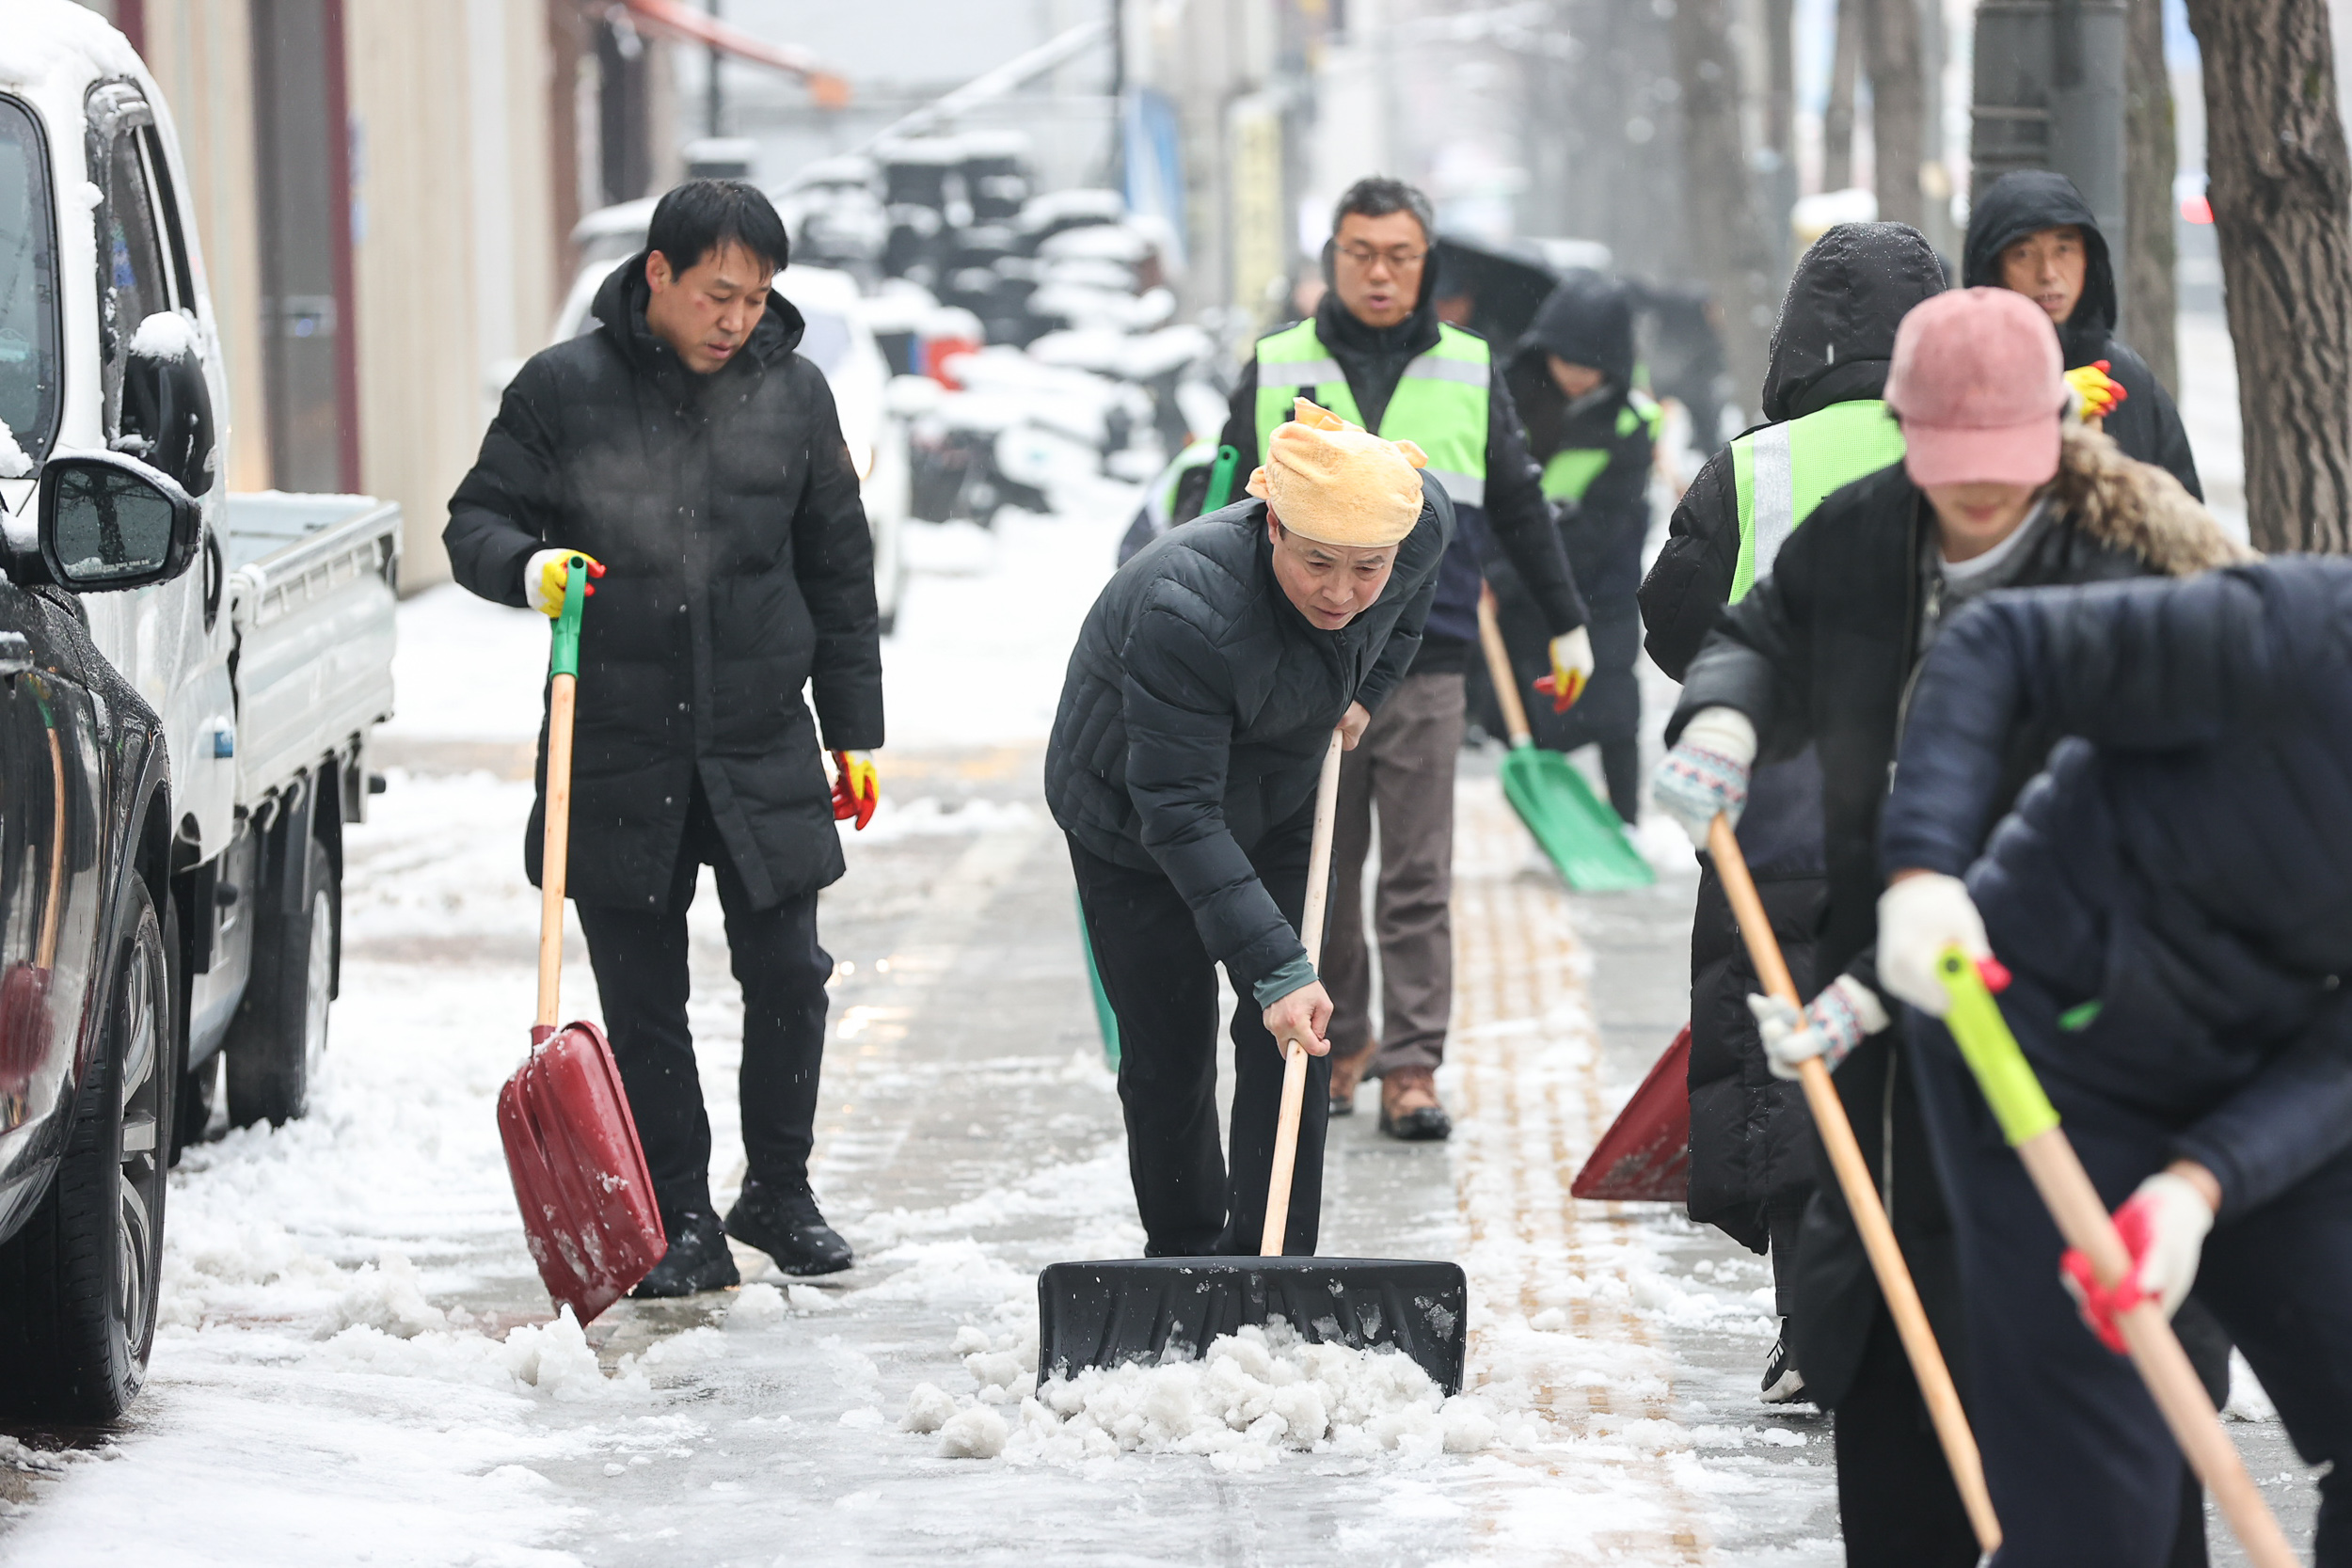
left=1728, top=398, right=1907, bottom=601
left=1254, top=319, right=1489, bottom=507
left=1538, top=392, right=1663, bottom=504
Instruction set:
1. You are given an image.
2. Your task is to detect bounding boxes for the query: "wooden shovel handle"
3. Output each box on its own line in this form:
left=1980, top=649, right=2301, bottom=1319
left=1475, top=586, right=1535, bottom=750
left=1260, top=728, right=1346, bottom=1257
left=536, top=670, right=576, bottom=1032
left=2011, top=1130, right=2297, bottom=1567
left=1708, top=816, right=2002, bottom=1554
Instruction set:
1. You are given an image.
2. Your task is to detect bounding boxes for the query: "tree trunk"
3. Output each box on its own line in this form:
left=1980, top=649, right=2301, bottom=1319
left=1823, top=0, right=1860, bottom=191
left=1861, top=0, right=1924, bottom=228
left=1671, top=0, right=1780, bottom=415
left=2185, top=0, right=2352, bottom=553
left=2122, top=0, right=2179, bottom=392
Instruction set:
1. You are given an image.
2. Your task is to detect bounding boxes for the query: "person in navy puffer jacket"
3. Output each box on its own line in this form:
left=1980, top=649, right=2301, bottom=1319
left=1873, top=556, right=2352, bottom=1568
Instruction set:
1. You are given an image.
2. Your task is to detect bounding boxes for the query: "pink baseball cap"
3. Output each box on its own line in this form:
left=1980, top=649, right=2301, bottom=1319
left=1885, top=286, right=2066, bottom=488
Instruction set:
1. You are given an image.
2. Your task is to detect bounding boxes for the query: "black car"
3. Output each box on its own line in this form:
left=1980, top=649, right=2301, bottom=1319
left=0, top=453, right=203, bottom=1421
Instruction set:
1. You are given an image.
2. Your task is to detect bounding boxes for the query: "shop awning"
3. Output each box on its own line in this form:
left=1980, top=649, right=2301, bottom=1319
left=618, top=0, right=850, bottom=106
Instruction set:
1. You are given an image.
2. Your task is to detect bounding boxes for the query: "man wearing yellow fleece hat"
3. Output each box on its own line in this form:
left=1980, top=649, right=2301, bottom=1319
left=1048, top=400, right=1453, bottom=1254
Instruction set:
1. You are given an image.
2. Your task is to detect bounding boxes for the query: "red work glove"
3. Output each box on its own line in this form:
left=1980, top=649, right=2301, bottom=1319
left=2058, top=1170, right=2215, bottom=1354
left=830, top=750, right=879, bottom=831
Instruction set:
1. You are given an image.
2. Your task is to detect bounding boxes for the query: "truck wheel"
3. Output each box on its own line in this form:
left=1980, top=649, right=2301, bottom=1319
left=225, top=836, right=336, bottom=1128
left=0, top=878, right=175, bottom=1420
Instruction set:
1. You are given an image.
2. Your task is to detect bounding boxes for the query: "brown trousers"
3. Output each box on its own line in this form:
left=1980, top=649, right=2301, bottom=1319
left=1324, top=671, right=1465, bottom=1075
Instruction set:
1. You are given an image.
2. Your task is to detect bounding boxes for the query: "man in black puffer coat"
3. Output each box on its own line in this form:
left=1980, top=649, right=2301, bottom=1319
left=1964, top=169, right=2201, bottom=497
left=446, top=182, right=882, bottom=1296
left=1481, top=269, right=1659, bottom=822
left=1878, top=558, right=2352, bottom=1568
left=1049, top=402, right=1449, bottom=1256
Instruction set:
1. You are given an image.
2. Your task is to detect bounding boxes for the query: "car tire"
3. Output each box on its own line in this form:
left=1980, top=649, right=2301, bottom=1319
left=0, top=876, right=175, bottom=1421
left=225, top=836, right=335, bottom=1128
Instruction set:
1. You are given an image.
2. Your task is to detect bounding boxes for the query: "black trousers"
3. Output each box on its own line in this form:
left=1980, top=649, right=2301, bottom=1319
left=1068, top=823, right=1328, bottom=1258
left=1910, top=985, right=2351, bottom=1568
left=1834, top=1307, right=1982, bottom=1568
left=575, top=784, right=833, bottom=1225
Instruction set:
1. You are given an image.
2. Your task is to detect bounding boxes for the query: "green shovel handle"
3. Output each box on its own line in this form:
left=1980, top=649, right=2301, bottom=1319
left=549, top=555, right=588, bottom=680
left=1935, top=946, right=2061, bottom=1148
left=1201, top=444, right=1240, bottom=513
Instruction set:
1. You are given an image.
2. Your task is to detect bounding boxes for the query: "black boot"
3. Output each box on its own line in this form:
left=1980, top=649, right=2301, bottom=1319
left=630, top=1211, right=739, bottom=1298
left=724, top=1179, right=853, bottom=1276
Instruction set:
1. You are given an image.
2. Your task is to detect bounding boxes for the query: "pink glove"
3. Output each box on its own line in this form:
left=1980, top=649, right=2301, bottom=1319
left=2058, top=1170, right=2215, bottom=1353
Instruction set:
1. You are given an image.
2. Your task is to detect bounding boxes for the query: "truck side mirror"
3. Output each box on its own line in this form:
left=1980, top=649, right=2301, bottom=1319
left=120, top=312, right=216, bottom=497
left=37, top=453, right=203, bottom=592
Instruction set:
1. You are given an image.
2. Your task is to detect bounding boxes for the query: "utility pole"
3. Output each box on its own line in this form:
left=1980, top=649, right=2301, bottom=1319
left=706, top=0, right=723, bottom=139
left=1971, top=0, right=2128, bottom=283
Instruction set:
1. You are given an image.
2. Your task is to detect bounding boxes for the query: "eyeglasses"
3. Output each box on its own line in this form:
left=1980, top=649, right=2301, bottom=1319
left=1336, top=243, right=1428, bottom=271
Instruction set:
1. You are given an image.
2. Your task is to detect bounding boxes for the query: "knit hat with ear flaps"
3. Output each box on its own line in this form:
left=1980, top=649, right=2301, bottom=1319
left=1248, top=398, right=1429, bottom=548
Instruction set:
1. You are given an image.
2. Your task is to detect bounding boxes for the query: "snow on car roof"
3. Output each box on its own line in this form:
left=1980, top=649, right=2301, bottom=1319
left=0, top=0, right=144, bottom=92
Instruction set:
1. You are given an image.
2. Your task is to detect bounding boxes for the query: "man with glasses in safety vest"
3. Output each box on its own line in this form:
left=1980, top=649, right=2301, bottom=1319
left=1175, top=175, right=1593, bottom=1141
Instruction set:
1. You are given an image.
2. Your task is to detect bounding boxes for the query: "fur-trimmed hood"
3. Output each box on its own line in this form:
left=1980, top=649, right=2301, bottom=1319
left=2052, top=423, right=2253, bottom=578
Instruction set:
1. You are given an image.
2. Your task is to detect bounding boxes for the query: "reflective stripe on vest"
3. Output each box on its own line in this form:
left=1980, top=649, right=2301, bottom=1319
left=1254, top=319, right=1490, bottom=507
left=1539, top=394, right=1662, bottom=503
left=1728, top=398, right=1906, bottom=602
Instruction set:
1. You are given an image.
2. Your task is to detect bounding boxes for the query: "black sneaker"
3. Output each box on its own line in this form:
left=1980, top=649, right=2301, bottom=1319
left=630, top=1212, right=740, bottom=1298
left=724, top=1179, right=854, bottom=1276
left=1761, top=1321, right=1806, bottom=1403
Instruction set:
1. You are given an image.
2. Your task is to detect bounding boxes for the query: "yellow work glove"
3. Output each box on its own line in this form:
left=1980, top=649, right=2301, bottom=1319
left=1534, top=627, right=1595, bottom=713
left=2064, top=361, right=2127, bottom=424
left=831, top=750, right=879, bottom=831
left=524, top=548, right=605, bottom=616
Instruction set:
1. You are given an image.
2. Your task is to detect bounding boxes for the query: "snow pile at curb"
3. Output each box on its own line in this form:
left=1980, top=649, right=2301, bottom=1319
left=905, top=1319, right=1522, bottom=1472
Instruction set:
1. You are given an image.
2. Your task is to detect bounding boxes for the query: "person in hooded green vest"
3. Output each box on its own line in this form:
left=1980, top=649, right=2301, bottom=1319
left=1635, top=222, right=1942, bottom=1420
left=1486, top=268, right=1663, bottom=824
left=1174, top=176, right=1594, bottom=1141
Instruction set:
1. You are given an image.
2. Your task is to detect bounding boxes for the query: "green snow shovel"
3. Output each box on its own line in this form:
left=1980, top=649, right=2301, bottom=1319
left=1474, top=587, right=1653, bottom=892
left=1075, top=891, right=1120, bottom=1069
left=1200, top=444, right=1241, bottom=513
left=1935, top=949, right=2296, bottom=1568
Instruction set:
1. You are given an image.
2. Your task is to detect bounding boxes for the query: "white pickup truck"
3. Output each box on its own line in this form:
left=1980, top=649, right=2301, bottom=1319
left=0, top=8, right=396, bottom=1417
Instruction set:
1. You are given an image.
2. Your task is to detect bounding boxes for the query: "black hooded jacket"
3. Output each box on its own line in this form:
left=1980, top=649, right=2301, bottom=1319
left=1045, top=492, right=1451, bottom=990
left=1503, top=270, right=1651, bottom=606
left=444, top=254, right=882, bottom=912
left=1640, top=222, right=1947, bottom=679
left=1963, top=170, right=2201, bottom=498
left=1177, top=262, right=1586, bottom=669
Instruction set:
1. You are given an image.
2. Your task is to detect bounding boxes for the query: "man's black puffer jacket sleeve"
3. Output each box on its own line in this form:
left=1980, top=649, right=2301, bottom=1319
left=447, top=357, right=567, bottom=607
left=1640, top=447, right=1740, bottom=680
left=1120, top=607, right=1294, bottom=981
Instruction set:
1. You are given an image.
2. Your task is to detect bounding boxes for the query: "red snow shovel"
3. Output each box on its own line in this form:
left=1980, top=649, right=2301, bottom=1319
left=1571, top=1026, right=1692, bottom=1201
left=1711, top=817, right=2002, bottom=1555
left=497, top=557, right=666, bottom=1323
left=1039, top=731, right=1471, bottom=1393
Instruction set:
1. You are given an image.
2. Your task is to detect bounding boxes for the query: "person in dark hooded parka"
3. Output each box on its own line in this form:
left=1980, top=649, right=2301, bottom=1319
left=1481, top=269, right=1659, bottom=823
left=1963, top=168, right=2202, bottom=498
left=1636, top=223, right=1947, bottom=1407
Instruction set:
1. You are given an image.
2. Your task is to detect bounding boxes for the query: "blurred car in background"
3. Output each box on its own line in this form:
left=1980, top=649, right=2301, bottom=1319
left=551, top=259, right=911, bottom=635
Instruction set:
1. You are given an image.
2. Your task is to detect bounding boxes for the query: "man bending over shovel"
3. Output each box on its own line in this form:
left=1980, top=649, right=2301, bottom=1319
left=1048, top=400, right=1450, bottom=1255
left=1875, top=556, right=2352, bottom=1565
